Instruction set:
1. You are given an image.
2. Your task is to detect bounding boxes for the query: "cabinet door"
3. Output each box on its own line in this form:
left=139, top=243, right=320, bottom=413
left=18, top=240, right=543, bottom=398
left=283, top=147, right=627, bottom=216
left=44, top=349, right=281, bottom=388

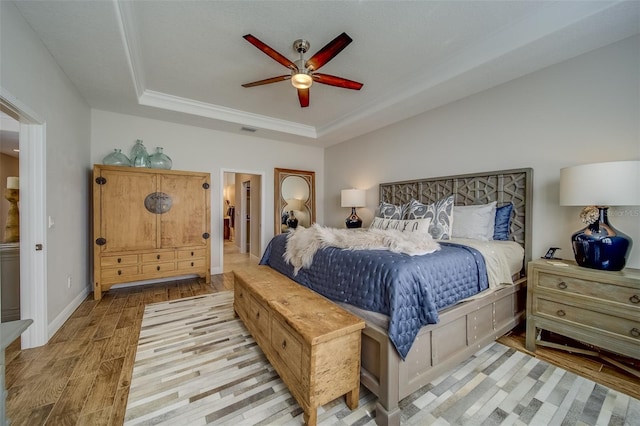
left=159, top=173, right=210, bottom=248
left=97, top=169, right=158, bottom=253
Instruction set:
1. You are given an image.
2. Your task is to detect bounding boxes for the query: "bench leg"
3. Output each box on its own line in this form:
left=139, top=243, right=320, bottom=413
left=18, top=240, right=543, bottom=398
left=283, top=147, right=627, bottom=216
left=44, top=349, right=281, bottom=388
left=303, top=408, right=317, bottom=426
left=346, top=386, right=359, bottom=410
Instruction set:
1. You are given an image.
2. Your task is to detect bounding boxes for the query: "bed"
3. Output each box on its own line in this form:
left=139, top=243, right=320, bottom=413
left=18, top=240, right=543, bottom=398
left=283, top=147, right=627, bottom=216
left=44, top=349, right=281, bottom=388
left=260, top=168, right=532, bottom=426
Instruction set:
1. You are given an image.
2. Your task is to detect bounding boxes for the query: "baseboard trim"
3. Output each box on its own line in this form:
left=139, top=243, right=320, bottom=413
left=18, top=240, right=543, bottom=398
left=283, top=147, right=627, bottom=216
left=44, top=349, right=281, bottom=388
left=47, top=286, right=90, bottom=341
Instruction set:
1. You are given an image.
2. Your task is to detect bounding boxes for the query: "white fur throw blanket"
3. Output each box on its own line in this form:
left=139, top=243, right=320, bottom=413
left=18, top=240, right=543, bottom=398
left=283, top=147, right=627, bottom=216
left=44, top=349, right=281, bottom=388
left=284, top=224, right=440, bottom=275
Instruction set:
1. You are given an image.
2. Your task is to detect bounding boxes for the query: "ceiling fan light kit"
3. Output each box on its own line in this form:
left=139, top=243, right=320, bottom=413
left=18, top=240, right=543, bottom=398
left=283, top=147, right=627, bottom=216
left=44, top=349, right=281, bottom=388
left=242, top=33, right=363, bottom=107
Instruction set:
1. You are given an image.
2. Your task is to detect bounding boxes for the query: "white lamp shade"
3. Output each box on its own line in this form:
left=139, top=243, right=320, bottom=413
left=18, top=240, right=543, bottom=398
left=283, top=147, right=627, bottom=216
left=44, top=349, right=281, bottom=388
left=560, top=161, right=640, bottom=206
left=285, top=198, right=304, bottom=211
left=341, top=189, right=366, bottom=208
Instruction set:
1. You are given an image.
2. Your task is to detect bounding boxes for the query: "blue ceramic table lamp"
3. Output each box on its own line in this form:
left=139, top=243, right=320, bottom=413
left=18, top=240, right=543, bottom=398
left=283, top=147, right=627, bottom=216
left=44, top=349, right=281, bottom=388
left=560, top=161, right=639, bottom=271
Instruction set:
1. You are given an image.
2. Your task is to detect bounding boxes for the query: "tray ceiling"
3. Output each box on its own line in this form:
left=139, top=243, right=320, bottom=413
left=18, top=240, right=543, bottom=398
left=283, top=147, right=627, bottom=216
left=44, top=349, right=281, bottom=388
left=11, top=0, right=640, bottom=147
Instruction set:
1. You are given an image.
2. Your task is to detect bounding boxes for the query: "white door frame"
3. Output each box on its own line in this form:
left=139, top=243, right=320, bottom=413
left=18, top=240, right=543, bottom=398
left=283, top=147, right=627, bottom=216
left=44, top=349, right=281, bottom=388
left=1, top=90, right=48, bottom=348
left=240, top=180, right=250, bottom=254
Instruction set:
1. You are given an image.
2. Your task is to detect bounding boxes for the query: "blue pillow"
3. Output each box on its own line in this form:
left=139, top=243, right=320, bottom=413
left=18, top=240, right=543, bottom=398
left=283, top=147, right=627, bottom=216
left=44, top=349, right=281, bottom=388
left=493, top=203, right=513, bottom=240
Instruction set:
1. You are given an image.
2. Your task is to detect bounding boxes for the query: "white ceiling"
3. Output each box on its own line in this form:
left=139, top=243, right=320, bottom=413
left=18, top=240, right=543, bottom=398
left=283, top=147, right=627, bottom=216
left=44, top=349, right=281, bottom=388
left=10, top=0, right=640, bottom=148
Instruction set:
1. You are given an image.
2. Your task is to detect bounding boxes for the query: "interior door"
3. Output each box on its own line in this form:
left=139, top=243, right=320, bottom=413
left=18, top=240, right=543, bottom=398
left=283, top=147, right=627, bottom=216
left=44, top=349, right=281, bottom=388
left=160, top=173, right=210, bottom=248
left=97, top=169, right=157, bottom=253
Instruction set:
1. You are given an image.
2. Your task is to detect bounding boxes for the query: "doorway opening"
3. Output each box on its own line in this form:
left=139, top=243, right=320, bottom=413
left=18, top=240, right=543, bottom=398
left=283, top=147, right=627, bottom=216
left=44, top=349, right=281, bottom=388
left=1, top=94, right=48, bottom=349
left=221, top=171, right=262, bottom=274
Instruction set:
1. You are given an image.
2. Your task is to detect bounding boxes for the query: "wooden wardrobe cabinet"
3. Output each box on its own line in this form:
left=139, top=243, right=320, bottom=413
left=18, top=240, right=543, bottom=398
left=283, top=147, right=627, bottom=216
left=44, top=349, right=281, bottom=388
left=92, top=165, right=211, bottom=300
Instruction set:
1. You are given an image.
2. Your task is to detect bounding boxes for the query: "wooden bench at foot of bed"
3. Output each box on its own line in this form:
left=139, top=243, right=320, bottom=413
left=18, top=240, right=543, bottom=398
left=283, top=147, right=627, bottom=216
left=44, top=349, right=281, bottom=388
left=233, top=266, right=366, bottom=426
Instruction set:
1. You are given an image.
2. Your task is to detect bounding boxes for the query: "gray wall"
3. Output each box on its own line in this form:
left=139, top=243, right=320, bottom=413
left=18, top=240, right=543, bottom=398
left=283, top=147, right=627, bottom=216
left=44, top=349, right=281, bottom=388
left=325, top=35, right=640, bottom=268
left=1, top=2, right=92, bottom=325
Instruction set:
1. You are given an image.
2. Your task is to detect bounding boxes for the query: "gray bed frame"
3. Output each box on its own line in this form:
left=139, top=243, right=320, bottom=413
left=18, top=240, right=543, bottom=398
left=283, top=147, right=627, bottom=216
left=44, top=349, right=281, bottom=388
left=360, top=168, right=533, bottom=426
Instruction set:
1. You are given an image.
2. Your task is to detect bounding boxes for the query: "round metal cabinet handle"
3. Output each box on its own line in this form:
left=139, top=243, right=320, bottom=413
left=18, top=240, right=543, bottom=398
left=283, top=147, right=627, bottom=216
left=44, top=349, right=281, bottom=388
left=281, top=340, right=287, bottom=349
left=630, top=295, right=640, bottom=304
left=556, top=310, right=566, bottom=317
left=557, top=282, right=567, bottom=290
left=631, top=328, right=640, bottom=338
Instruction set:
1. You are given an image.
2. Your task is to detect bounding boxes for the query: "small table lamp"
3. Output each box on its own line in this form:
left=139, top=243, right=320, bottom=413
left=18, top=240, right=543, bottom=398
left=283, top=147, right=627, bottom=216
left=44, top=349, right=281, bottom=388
left=341, top=189, right=365, bottom=228
left=560, top=160, right=640, bottom=271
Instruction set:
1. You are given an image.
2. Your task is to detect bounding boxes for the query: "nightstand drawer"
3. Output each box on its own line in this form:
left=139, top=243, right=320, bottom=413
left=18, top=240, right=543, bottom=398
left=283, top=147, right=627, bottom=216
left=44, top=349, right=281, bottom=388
left=536, top=297, right=640, bottom=341
left=537, top=271, right=640, bottom=309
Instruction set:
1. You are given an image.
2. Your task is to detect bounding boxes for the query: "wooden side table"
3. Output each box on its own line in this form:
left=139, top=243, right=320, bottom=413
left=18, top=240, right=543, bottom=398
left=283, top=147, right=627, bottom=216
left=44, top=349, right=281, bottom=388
left=526, top=259, right=640, bottom=375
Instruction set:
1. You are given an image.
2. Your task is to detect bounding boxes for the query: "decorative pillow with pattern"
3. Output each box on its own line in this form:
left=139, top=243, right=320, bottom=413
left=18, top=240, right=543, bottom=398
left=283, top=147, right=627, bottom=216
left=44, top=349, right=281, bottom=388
left=376, top=201, right=403, bottom=219
left=404, top=195, right=454, bottom=240
left=369, top=217, right=432, bottom=234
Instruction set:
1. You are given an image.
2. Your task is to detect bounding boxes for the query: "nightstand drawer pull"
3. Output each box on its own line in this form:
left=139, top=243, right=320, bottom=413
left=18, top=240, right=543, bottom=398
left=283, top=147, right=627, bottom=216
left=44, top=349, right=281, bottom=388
left=282, top=339, right=287, bottom=349
left=557, top=282, right=567, bottom=290
left=556, top=310, right=566, bottom=317
left=631, top=328, right=640, bottom=338
left=630, top=295, right=640, bottom=304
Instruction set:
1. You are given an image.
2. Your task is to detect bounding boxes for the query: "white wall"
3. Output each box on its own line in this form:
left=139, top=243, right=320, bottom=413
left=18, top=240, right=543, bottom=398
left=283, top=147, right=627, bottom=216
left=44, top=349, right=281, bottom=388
left=90, top=110, right=325, bottom=273
left=1, top=2, right=91, bottom=324
left=325, top=35, right=640, bottom=269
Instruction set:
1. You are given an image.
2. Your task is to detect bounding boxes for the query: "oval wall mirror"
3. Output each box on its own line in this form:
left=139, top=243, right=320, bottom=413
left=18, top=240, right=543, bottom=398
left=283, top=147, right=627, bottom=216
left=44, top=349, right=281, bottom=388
left=274, top=168, right=315, bottom=234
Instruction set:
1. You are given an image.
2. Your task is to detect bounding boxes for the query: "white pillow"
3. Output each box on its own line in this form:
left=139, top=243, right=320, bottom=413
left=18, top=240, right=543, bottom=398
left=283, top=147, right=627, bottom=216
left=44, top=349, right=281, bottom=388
left=451, top=201, right=497, bottom=241
left=369, top=217, right=432, bottom=234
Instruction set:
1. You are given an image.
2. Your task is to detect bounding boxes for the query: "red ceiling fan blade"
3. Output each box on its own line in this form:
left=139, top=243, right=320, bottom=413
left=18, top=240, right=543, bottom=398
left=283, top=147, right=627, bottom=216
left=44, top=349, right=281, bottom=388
left=297, top=88, right=309, bottom=108
left=242, top=75, right=291, bottom=88
left=312, top=73, right=363, bottom=90
left=243, top=34, right=297, bottom=71
left=305, top=32, right=353, bottom=71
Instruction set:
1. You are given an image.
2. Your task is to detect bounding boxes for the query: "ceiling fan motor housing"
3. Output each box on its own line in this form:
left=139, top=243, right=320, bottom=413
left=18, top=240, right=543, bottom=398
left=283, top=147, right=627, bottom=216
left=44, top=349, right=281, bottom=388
left=293, top=39, right=310, bottom=54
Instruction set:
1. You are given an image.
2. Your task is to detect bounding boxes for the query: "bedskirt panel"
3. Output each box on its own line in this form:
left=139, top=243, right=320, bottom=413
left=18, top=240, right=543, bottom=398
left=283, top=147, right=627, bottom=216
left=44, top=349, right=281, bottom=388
left=357, top=278, right=527, bottom=426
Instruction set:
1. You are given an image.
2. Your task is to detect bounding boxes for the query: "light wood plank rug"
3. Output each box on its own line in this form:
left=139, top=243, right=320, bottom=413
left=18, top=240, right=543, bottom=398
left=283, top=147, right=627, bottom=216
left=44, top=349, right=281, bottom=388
left=125, top=292, right=639, bottom=425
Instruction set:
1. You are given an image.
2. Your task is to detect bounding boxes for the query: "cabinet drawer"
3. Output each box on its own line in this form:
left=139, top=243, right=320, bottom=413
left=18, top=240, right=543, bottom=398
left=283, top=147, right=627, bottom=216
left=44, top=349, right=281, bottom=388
left=177, top=248, right=206, bottom=259
left=101, top=254, right=138, bottom=267
left=141, top=252, right=176, bottom=263
left=250, top=296, right=271, bottom=338
left=537, top=272, right=640, bottom=309
left=102, top=265, right=139, bottom=280
left=535, top=297, right=640, bottom=341
left=271, top=317, right=302, bottom=381
left=141, top=261, right=176, bottom=274
left=177, top=258, right=206, bottom=271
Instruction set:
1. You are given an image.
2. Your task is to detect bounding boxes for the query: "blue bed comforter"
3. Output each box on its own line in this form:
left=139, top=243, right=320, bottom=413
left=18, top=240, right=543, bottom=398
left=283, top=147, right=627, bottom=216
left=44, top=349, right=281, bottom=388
left=259, top=233, right=489, bottom=359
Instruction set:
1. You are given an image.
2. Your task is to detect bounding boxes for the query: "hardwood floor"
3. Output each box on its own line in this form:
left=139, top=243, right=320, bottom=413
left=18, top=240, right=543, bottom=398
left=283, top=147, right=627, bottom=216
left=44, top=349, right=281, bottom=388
left=5, top=246, right=639, bottom=425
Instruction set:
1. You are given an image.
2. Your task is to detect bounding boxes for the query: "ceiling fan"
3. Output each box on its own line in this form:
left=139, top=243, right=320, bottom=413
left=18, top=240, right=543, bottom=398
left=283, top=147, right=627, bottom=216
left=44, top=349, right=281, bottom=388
left=242, top=32, right=363, bottom=108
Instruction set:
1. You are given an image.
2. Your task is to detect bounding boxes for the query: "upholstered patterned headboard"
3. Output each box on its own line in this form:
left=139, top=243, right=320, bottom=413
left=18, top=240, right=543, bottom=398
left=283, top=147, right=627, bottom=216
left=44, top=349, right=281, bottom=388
left=379, top=168, right=533, bottom=274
